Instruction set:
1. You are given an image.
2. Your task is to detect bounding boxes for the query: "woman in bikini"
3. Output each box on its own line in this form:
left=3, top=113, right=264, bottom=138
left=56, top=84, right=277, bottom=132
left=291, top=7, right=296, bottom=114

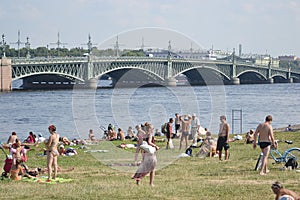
left=45, top=124, right=60, bottom=182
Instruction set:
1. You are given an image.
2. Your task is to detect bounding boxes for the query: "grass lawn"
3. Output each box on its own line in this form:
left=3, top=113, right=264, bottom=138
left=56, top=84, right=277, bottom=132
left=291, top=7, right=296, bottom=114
left=0, top=131, right=299, bottom=200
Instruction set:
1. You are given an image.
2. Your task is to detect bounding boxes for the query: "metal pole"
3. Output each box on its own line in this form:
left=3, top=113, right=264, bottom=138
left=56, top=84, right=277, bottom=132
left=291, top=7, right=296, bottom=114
left=232, top=110, right=234, bottom=134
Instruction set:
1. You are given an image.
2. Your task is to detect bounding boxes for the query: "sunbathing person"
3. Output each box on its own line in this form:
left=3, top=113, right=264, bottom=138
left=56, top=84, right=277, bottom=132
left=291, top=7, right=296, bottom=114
left=245, top=129, right=254, bottom=144
left=59, top=137, right=71, bottom=145
left=271, top=181, right=300, bottom=200
left=27, top=166, right=75, bottom=176
left=10, top=158, right=34, bottom=181
left=88, top=129, right=96, bottom=141
left=7, top=132, right=18, bottom=146
left=108, top=129, right=117, bottom=140
left=195, top=132, right=216, bottom=158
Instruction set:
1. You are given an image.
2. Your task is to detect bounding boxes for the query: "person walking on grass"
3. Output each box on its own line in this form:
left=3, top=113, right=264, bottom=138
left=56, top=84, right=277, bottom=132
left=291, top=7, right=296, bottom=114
left=216, top=115, right=230, bottom=161
left=132, top=123, right=159, bottom=186
left=253, top=115, right=277, bottom=176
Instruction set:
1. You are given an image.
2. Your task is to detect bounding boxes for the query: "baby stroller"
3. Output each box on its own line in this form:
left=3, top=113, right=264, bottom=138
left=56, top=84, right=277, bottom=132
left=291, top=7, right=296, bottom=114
left=100, top=126, right=108, bottom=139
left=1, top=144, right=29, bottom=178
left=1, top=144, right=12, bottom=178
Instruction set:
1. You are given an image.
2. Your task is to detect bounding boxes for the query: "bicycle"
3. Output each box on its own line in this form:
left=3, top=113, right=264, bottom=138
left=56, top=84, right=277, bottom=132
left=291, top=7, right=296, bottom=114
left=254, top=140, right=300, bottom=170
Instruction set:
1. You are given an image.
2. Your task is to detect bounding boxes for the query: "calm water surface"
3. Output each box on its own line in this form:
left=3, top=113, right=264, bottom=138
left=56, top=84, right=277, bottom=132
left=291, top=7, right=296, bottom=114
left=0, top=83, right=299, bottom=142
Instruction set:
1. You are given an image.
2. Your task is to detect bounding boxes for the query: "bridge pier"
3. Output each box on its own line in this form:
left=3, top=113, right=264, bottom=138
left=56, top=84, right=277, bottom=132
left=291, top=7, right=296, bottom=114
left=267, top=78, right=274, bottom=84
left=165, top=77, right=177, bottom=87
left=231, top=77, right=240, bottom=85
left=85, top=78, right=97, bottom=89
left=0, top=57, right=12, bottom=91
left=288, top=78, right=293, bottom=83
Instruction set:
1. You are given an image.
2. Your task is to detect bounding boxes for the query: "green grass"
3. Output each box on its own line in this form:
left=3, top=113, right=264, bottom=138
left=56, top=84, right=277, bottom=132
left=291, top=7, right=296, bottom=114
left=0, top=131, right=299, bottom=200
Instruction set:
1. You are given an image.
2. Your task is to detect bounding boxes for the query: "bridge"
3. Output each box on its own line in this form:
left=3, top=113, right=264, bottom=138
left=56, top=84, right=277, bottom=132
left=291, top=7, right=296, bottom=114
left=1, top=53, right=300, bottom=90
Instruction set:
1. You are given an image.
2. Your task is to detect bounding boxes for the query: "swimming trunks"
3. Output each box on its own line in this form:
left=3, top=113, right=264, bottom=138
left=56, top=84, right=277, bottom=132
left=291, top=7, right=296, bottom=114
left=182, top=131, right=190, bottom=136
left=259, top=142, right=271, bottom=149
left=217, top=136, right=230, bottom=151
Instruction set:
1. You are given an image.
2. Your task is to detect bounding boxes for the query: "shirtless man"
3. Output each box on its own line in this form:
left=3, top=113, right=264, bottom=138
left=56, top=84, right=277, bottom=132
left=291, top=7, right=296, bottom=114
left=253, top=115, right=277, bottom=175
left=179, top=115, right=192, bottom=150
left=7, top=132, right=18, bottom=145
left=271, top=181, right=300, bottom=200
left=217, top=115, right=230, bottom=161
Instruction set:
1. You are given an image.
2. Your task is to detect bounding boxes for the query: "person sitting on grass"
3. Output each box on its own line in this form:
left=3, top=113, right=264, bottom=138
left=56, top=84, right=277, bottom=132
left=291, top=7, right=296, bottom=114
left=117, top=128, right=125, bottom=141
left=126, top=126, right=136, bottom=139
left=10, top=158, right=34, bottom=181
left=195, top=131, right=216, bottom=158
left=245, top=129, right=254, bottom=144
left=25, top=131, right=36, bottom=143
left=7, top=131, right=18, bottom=146
left=271, top=181, right=300, bottom=200
left=88, top=129, right=96, bottom=141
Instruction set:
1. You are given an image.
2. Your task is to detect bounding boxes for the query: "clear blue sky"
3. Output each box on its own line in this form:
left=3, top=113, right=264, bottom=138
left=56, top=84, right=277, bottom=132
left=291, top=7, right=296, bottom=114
left=1, top=0, right=299, bottom=57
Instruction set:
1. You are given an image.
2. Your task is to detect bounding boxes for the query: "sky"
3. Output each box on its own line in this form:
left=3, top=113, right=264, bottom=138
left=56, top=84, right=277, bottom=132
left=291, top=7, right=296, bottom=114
left=0, top=0, right=299, bottom=57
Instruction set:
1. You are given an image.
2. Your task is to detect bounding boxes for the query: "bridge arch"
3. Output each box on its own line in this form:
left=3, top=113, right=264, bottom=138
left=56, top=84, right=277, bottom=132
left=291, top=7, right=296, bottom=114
left=174, top=65, right=231, bottom=85
left=174, top=65, right=230, bottom=85
left=272, top=74, right=287, bottom=83
left=12, top=72, right=84, bottom=82
left=94, top=66, right=164, bottom=81
left=94, top=66, right=165, bottom=87
left=237, top=70, right=267, bottom=80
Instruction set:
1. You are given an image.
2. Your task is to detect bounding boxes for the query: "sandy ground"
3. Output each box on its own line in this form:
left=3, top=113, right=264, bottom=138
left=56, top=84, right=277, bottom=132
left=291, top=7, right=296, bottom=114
left=273, top=124, right=300, bottom=132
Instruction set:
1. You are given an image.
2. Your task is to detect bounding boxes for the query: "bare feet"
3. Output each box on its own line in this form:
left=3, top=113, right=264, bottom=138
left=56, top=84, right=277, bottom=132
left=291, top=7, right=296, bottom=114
left=260, top=172, right=266, bottom=176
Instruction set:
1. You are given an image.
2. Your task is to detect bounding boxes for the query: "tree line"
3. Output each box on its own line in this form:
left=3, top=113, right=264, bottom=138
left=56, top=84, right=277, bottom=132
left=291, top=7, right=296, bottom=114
left=0, top=46, right=146, bottom=58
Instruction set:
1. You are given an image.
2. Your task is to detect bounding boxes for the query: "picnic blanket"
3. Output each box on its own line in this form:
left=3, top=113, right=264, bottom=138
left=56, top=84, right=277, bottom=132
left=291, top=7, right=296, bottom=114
left=22, top=176, right=73, bottom=184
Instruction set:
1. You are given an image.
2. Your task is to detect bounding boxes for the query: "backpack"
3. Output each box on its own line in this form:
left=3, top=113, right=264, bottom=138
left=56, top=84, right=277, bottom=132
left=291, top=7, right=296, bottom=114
left=285, top=157, right=298, bottom=169
left=161, top=123, right=168, bottom=134
left=185, top=147, right=192, bottom=156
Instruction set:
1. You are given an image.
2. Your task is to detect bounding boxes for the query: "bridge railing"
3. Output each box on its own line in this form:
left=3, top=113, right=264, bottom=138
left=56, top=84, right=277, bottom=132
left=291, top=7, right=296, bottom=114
left=11, top=57, right=88, bottom=64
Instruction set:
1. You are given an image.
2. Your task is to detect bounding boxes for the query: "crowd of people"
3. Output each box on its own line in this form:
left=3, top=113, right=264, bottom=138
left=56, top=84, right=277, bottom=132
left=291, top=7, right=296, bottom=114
left=1, top=114, right=299, bottom=198
left=0, top=124, right=76, bottom=182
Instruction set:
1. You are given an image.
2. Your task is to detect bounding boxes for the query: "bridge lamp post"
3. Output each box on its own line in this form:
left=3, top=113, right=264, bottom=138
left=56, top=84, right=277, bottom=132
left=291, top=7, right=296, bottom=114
left=25, top=37, right=30, bottom=58
left=1, top=34, right=6, bottom=58
left=47, top=45, right=49, bottom=58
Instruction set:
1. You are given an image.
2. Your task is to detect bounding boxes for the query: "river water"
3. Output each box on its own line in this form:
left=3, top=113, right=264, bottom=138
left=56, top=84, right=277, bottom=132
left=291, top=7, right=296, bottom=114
left=0, top=83, right=299, bottom=142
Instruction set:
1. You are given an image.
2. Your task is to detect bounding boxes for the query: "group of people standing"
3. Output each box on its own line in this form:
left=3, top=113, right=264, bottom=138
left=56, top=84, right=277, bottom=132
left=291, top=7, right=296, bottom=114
left=166, top=113, right=231, bottom=161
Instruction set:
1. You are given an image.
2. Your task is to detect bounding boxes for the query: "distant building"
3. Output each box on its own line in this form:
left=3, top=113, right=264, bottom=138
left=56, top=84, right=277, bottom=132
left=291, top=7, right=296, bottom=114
left=278, top=55, right=297, bottom=61
left=145, top=49, right=227, bottom=60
